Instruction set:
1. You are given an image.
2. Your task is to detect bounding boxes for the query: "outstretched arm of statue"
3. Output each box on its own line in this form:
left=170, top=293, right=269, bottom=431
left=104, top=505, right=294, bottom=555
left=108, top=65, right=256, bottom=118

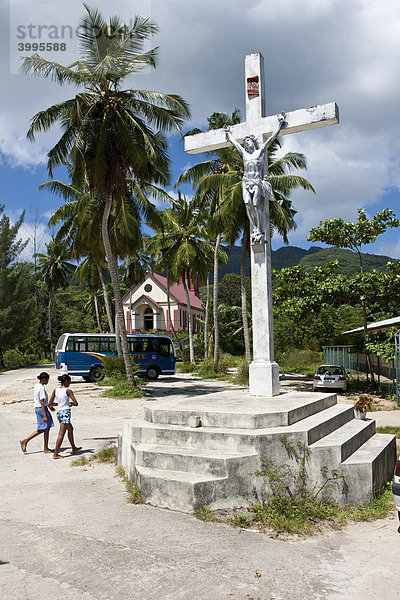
left=261, top=112, right=286, bottom=152
left=225, top=127, right=244, bottom=155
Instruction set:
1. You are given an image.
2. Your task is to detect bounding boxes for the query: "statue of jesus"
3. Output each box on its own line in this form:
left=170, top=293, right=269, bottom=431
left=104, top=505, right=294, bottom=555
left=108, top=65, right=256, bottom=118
left=225, top=113, right=286, bottom=244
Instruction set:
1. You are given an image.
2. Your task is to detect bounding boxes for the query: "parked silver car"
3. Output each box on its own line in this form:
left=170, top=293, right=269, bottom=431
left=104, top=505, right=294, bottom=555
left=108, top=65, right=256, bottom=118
left=312, top=364, right=349, bottom=392
left=393, top=458, right=400, bottom=532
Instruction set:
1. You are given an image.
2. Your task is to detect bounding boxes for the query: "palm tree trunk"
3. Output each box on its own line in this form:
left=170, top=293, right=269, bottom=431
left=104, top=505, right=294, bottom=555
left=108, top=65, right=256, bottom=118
left=204, top=272, right=210, bottom=360
left=358, top=251, right=375, bottom=382
left=241, top=229, right=251, bottom=364
left=166, top=269, right=184, bottom=361
left=213, top=233, right=221, bottom=364
left=102, top=193, right=134, bottom=384
left=129, top=288, right=133, bottom=334
left=94, top=292, right=102, bottom=332
left=96, top=262, right=114, bottom=333
left=183, top=271, right=195, bottom=363
left=48, top=291, right=52, bottom=341
left=115, top=316, right=122, bottom=356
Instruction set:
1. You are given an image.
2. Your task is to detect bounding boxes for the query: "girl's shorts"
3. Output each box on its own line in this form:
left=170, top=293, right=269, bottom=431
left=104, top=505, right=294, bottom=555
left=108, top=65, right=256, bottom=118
left=35, top=406, right=54, bottom=430
left=57, top=409, right=71, bottom=424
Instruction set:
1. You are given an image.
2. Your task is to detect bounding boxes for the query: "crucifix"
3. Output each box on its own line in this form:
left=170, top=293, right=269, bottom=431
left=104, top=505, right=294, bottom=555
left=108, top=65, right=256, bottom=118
left=185, top=53, right=339, bottom=397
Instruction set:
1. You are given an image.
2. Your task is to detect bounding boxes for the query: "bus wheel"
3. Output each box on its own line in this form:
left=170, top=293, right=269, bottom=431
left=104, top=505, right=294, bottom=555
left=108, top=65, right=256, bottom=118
left=89, top=366, right=104, bottom=383
left=146, top=366, right=160, bottom=381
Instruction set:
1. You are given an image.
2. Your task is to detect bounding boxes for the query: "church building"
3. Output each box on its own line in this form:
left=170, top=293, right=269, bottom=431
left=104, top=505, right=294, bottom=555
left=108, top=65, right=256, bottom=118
left=122, top=272, right=205, bottom=334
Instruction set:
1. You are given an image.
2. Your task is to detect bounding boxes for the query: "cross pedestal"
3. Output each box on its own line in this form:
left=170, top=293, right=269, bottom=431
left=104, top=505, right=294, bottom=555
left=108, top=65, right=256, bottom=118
left=185, top=53, right=339, bottom=397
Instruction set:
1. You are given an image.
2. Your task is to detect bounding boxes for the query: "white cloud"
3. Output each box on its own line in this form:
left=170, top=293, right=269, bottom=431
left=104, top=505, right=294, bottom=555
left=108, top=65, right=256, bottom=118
left=0, top=117, right=47, bottom=169
left=1, top=0, right=400, bottom=251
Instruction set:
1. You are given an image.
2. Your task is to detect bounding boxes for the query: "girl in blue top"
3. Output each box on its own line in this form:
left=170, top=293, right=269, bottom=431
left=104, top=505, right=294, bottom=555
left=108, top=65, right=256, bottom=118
left=49, top=374, right=81, bottom=459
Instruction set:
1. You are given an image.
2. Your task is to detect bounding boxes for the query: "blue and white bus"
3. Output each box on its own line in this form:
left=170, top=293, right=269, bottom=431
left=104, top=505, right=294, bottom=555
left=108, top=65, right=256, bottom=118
left=55, top=333, right=177, bottom=382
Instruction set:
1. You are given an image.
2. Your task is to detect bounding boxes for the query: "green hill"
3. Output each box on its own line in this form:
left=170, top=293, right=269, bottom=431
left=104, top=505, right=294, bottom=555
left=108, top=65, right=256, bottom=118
left=218, top=245, right=395, bottom=279
left=299, top=247, right=394, bottom=275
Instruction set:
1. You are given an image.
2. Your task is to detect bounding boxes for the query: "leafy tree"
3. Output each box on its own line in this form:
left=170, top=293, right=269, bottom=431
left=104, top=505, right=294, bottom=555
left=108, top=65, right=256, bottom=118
left=0, top=264, right=36, bottom=367
left=0, top=205, right=28, bottom=267
left=24, top=5, right=190, bottom=383
left=218, top=273, right=251, bottom=309
left=308, top=208, right=400, bottom=379
left=0, top=209, right=35, bottom=367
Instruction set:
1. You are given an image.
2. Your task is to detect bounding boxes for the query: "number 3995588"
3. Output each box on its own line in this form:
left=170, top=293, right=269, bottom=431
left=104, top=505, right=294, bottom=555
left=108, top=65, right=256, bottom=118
left=18, top=43, right=66, bottom=52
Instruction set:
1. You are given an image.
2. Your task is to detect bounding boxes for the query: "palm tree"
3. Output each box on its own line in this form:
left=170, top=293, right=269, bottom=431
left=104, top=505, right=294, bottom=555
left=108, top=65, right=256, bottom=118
left=46, top=183, right=159, bottom=335
left=147, top=193, right=213, bottom=363
left=177, top=110, right=239, bottom=363
left=48, top=191, right=115, bottom=332
left=24, top=5, right=190, bottom=383
left=36, top=238, right=75, bottom=340
left=74, top=255, right=104, bottom=331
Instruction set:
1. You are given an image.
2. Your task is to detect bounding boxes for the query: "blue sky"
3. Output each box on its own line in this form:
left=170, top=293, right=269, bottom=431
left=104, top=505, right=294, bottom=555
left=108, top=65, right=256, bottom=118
left=1, top=0, right=400, bottom=261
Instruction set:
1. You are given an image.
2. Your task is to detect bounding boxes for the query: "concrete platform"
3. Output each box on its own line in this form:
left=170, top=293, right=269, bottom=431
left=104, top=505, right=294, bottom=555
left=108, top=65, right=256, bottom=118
left=117, top=390, right=396, bottom=512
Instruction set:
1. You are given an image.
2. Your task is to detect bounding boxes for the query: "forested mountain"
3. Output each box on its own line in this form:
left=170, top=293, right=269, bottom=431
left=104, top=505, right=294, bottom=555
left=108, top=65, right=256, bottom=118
left=218, top=245, right=396, bottom=279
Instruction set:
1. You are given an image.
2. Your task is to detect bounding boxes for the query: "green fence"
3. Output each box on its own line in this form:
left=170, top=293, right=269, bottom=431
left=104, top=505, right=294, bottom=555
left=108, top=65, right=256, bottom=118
left=323, top=345, right=396, bottom=397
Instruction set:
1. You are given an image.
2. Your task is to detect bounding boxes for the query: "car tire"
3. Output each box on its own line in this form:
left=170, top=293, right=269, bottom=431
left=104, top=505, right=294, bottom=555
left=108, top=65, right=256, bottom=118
left=146, top=366, right=160, bottom=380
left=89, top=366, right=104, bottom=383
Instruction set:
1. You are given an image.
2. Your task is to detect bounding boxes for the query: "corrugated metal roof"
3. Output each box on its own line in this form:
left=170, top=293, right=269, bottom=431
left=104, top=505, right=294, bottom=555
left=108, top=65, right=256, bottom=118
left=341, top=316, right=400, bottom=336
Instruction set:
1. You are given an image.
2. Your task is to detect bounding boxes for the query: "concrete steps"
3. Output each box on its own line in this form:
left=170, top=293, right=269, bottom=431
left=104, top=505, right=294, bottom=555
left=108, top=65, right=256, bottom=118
left=144, top=390, right=337, bottom=428
left=341, top=433, right=397, bottom=504
left=117, top=390, right=397, bottom=512
left=310, top=418, right=376, bottom=463
left=134, top=443, right=253, bottom=476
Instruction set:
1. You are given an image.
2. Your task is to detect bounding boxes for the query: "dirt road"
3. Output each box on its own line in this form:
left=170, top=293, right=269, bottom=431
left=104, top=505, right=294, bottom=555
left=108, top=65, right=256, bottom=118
left=0, top=366, right=399, bottom=600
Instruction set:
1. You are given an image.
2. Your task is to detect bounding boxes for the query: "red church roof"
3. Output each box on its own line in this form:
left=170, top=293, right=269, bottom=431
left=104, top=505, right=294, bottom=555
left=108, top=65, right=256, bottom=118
left=151, top=273, right=204, bottom=310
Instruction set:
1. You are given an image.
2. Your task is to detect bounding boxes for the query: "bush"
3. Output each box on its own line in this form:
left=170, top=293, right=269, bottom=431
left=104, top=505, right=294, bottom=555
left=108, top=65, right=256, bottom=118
left=233, top=358, right=249, bottom=385
left=276, top=349, right=322, bottom=377
left=3, top=349, right=26, bottom=370
left=176, top=361, right=196, bottom=373
left=100, top=378, right=147, bottom=399
left=103, top=354, right=139, bottom=379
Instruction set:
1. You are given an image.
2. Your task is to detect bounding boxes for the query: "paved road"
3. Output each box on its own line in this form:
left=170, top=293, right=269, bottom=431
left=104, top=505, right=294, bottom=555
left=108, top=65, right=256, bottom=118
left=1, top=367, right=399, bottom=600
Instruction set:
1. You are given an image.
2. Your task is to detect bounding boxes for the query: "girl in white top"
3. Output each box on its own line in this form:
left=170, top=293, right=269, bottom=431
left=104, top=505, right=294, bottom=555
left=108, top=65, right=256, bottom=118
left=49, top=374, right=81, bottom=459
left=20, top=372, right=55, bottom=454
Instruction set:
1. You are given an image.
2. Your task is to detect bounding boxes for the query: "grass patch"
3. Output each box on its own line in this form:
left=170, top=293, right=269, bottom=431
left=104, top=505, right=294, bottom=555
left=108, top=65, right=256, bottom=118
left=228, top=436, right=395, bottom=536
left=345, top=482, right=393, bottom=521
left=176, top=361, right=196, bottom=373
left=99, top=376, right=147, bottom=399
left=229, top=483, right=393, bottom=536
left=194, top=504, right=221, bottom=522
left=71, top=446, right=115, bottom=467
left=116, top=466, right=144, bottom=504
left=376, top=426, right=400, bottom=438
left=276, top=349, right=322, bottom=377
left=231, top=358, right=249, bottom=385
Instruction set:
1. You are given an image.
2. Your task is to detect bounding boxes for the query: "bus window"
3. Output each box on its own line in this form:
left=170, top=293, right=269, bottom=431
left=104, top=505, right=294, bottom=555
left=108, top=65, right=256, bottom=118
left=144, top=339, right=155, bottom=352
left=74, top=338, right=87, bottom=352
left=158, top=340, right=172, bottom=357
left=100, top=338, right=110, bottom=352
left=66, top=337, right=75, bottom=352
left=133, top=340, right=144, bottom=352
left=87, top=337, right=100, bottom=352
left=109, top=339, right=116, bottom=353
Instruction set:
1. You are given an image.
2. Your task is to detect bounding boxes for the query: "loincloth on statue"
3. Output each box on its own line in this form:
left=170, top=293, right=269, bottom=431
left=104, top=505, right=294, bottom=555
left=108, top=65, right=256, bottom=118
left=242, top=177, right=272, bottom=204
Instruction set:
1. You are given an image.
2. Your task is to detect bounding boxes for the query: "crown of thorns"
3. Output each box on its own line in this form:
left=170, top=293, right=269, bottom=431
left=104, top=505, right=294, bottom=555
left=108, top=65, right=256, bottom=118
left=244, top=135, right=258, bottom=147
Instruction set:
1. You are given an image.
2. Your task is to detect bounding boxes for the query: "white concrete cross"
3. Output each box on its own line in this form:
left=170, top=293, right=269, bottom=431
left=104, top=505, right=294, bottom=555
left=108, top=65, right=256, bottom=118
left=184, top=53, right=339, bottom=397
